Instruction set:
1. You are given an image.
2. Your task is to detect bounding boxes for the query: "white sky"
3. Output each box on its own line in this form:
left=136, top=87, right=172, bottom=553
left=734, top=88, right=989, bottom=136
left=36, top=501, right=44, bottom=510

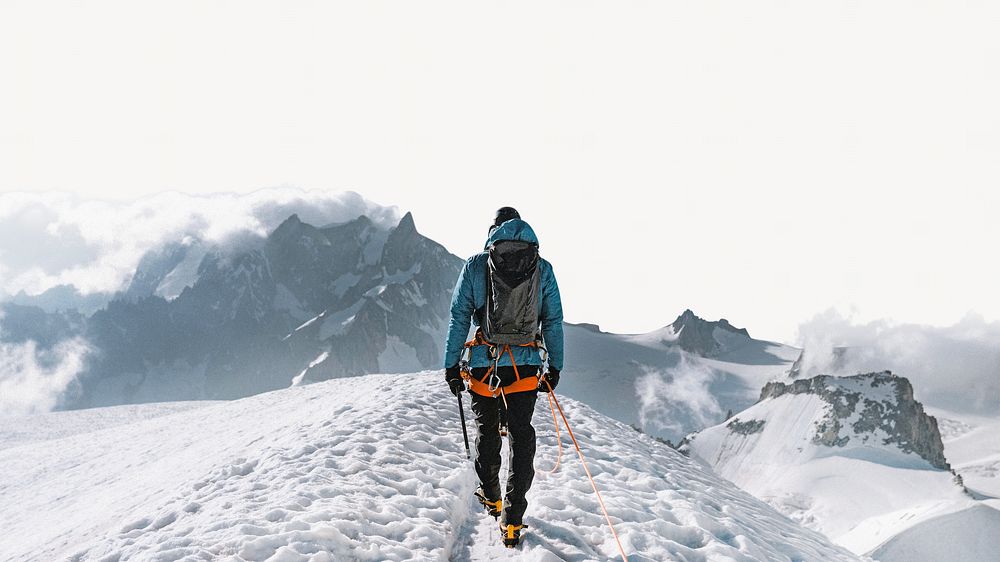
left=2, top=1, right=999, bottom=343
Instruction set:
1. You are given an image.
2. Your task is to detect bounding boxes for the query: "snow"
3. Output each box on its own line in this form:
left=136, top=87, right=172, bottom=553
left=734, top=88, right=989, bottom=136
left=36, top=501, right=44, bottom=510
left=318, top=300, right=366, bottom=340
left=376, top=336, right=421, bottom=373
left=154, top=243, right=208, bottom=301
left=291, top=352, right=330, bottom=386
left=273, top=283, right=313, bottom=322
left=711, top=326, right=750, bottom=355
left=0, top=401, right=217, bottom=448
left=0, top=372, right=861, bottom=562
left=361, top=228, right=389, bottom=266
left=684, top=389, right=987, bottom=556
left=930, top=409, right=1000, bottom=499
left=89, top=360, right=211, bottom=406
left=292, top=311, right=326, bottom=333
left=331, top=273, right=362, bottom=298
left=868, top=504, right=1000, bottom=562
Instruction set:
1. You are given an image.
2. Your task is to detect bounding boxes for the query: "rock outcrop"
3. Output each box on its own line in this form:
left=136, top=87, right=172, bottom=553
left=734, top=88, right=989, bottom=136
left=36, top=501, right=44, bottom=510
left=760, top=371, right=950, bottom=469
left=669, top=309, right=751, bottom=357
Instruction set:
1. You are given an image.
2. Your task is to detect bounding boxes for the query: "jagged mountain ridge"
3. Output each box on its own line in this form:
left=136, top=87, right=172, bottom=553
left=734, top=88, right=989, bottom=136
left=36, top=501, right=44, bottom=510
left=1, top=213, right=801, bottom=440
left=670, top=308, right=752, bottom=356
left=53, top=212, right=463, bottom=408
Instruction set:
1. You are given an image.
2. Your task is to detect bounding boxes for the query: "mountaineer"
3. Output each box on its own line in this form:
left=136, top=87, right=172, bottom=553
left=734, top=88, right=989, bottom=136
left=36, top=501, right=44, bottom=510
left=443, top=206, right=564, bottom=547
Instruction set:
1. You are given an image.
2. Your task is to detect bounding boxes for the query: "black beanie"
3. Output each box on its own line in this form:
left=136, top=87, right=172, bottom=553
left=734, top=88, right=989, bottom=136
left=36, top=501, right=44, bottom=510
left=493, top=206, right=521, bottom=227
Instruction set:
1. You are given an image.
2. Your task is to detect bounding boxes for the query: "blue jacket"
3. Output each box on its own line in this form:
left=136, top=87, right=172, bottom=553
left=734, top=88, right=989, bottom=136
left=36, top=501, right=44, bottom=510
left=444, top=219, right=564, bottom=371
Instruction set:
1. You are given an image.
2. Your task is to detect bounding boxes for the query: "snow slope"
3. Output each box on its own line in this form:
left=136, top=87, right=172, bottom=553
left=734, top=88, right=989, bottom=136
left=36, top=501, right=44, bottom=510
left=0, top=372, right=861, bottom=562
left=868, top=504, right=1000, bottom=562
left=930, top=409, right=1000, bottom=500
left=682, top=374, right=979, bottom=556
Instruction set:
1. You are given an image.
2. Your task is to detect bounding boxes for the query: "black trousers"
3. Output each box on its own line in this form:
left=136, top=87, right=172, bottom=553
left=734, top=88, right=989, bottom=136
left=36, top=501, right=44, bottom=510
left=469, top=365, right=538, bottom=526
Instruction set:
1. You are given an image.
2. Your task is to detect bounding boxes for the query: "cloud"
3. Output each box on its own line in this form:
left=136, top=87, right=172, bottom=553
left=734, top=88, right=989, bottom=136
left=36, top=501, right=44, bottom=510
left=0, top=188, right=399, bottom=298
left=0, top=310, right=91, bottom=416
left=635, top=351, right=724, bottom=436
left=795, top=309, right=1000, bottom=415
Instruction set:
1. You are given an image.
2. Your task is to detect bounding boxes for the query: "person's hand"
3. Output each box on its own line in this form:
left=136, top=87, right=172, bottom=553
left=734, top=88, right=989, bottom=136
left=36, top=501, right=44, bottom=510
left=539, top=368, right=560, bottom=392
left=445, top=366, right=465, bottom=396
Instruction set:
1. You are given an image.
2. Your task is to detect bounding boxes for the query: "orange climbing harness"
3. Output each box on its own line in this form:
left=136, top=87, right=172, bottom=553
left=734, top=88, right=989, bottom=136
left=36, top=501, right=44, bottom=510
left=459, top=330, right=541, bottom=397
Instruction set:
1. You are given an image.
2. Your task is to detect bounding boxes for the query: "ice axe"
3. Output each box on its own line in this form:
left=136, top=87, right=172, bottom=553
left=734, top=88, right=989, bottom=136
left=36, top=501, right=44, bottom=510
left=457, top=392, right=471, bottom=459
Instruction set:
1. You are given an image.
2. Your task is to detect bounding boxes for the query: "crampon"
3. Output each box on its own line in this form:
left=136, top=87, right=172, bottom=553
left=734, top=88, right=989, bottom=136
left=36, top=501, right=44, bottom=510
left=501, top=523, right=526, bottom=548
left=474, top=489, right=502, bottom=519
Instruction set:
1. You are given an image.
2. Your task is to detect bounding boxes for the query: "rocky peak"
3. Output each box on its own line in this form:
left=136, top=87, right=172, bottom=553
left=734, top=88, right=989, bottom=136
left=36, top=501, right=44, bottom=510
left=668, top=309, right=751, bottom=356
left=268, top=213, right=327, bottom=247
left=394, top=211, right=417, bottom=235
left=381, top=212, right=424, bottom=273
left=761, top=371, right=950, bottom=470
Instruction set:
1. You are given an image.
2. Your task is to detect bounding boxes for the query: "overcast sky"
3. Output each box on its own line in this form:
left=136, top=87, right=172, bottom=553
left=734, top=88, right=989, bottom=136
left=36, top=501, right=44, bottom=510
left=2, top=1, right=998, bottom=343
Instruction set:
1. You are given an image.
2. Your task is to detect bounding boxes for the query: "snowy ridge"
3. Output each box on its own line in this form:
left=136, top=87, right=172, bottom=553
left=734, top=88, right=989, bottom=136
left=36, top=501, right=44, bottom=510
left=0, top=373, right=861, bottom=562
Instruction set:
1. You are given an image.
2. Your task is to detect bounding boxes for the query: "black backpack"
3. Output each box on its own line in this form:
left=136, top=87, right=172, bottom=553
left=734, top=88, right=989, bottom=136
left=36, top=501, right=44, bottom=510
left=482, top=239, right=541, bottom=346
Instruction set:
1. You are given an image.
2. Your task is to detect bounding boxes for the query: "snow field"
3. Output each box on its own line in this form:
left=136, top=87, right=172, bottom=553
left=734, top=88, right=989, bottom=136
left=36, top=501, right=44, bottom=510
left=0, top=372, right=861, bottom=561
left=932, top=411, right=1000, bottom=499
left=868, top=504, right=1000, bottom=562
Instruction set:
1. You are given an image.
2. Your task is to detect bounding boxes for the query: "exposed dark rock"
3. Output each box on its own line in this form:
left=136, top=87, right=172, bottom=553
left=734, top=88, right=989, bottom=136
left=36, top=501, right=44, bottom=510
left=760, top=371, right=951, bottom=470
left=727, top=417, right=766, bottom=435
left=669, top=309, right=751, bottom=357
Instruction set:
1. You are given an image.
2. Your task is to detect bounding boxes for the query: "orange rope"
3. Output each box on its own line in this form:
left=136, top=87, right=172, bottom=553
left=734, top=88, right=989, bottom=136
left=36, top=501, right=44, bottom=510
left=544, top=379, right=628, bottom=562
left=541, top=389, right=563, bottom=475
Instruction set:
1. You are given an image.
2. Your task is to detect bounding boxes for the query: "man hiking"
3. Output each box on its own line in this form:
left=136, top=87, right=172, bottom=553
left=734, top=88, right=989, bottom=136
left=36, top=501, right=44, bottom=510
left=443, top=206, right=564, bottom=548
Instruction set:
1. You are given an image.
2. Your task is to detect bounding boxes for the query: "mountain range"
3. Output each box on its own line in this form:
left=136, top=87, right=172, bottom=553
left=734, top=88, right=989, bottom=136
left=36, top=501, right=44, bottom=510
left=1, top=212, right=801, bottom=442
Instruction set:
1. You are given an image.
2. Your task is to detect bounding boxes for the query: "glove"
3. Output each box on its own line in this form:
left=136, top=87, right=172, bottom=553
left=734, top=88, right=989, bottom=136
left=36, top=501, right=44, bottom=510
left=539, top=368, right=560, bottom=392
left=445, top=366, right=464, bottom=396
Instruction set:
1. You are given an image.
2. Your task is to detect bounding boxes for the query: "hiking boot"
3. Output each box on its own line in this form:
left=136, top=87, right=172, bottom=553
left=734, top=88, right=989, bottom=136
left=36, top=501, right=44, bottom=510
left=474, top=488, right=502, bottom=518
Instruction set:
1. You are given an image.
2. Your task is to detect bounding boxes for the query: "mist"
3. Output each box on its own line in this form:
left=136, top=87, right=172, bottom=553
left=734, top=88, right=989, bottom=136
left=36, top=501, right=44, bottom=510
left=0, top=314, right=90, bottom=416
left=0, top=188, right=399, bottom=299
left=795, top=309, right=1000, bottom=415
left=634, top=351, right=724, bottom=436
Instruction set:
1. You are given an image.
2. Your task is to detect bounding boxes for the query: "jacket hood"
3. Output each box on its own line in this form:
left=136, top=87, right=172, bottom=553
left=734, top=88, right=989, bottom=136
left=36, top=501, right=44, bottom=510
left=484, top=219, right=539, bottom=249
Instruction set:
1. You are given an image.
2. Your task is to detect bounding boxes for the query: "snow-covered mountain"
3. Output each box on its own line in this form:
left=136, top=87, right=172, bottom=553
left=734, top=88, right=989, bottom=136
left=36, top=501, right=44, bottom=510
left=680, top=371, right=1000, bottom=560
left=0, top=371, right=864, bottom=562
left=2, top=226, right=799, bottom=441
left=23, top=211, right=463, bottom=409
left=561, top=310, right=801, bottom=443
